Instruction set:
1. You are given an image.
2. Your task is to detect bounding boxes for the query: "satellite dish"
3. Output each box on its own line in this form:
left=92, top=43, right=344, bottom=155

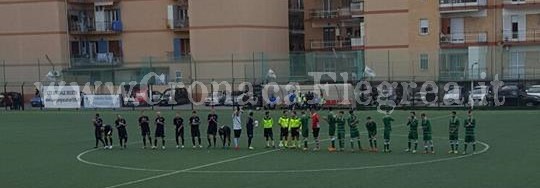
left=46, top=70, right=62, bottom=81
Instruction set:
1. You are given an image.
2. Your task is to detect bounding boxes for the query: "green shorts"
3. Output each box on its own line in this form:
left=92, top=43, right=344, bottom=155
left=449, top=133, right=459, bottom=141
left=301, top=128, right=309, bottom=138
left=368, top=130, right=377, bottom=138
left=408, top=132, right=418, bottom=140
left=350, top=129, right=360, bottom=139
left=383, top=130, right=391, bottom=140
left=465, top=135, right=475, bottom=143
left=329, top=125, right=336, bottom=137
left=423, top=134, right=432, bottom=141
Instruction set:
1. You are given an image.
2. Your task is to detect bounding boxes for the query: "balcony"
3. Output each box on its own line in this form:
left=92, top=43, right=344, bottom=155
left=503, top=0, right=540, bottom=9
left=502, top=30, right=540, bottom=45
left=440, top=32, right=488, bottom=47
left=70, top=54, right=122, bottom=68
left=169, top=19, right=189, bottom=32
left=439, top=0, right=487, bottom=13
left=309, top=38, right=364, bottom=51
left=309, top=2, right=364, bottom=21
left=67, top=0, right=120, bottom=4
left=69, top=20, right=123, bottom=35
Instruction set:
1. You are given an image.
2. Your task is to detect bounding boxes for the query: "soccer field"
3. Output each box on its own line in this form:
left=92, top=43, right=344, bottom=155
left=1, top=109, right=539, bottom=188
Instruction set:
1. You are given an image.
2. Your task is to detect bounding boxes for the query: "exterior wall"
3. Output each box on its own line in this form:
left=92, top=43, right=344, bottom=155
left=0, top=1, right=68, bottom=83
left=189, top=0, right=290, bottom=80
left=408, top=0, right=439, bottom=81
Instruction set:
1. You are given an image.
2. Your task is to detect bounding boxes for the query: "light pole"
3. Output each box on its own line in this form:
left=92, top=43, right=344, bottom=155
left=470, top=62, right=479, bottom=109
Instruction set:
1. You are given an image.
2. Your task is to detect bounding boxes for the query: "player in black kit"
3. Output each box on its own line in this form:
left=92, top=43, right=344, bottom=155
left=92, top=114, right=105, bottom=148
left=138, top=111, right=152, bottom=149
left=173, top=112, right=185, bottom=149
left=115, top=114, right=128, bottom=149
left=207, top=109, right=219, bottom=148
left=153, top=112, right=166, bottom=150
left=218, top=125, right=232, bottom=149
left=189, top=111, right=202, bottom=148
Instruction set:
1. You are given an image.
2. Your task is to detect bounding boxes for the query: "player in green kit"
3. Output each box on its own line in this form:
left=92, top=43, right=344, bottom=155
left=262, top=111, right=275, bottom=148
left=449, top=111, right=460, bottom=154
left=382, top=111, right=394, bottom=153
left=347, top=110, right=362, bottom=152
left=300, top=110, right=310, bottom=151
left=463, top=110, right=477, bottom=154
left=406, top=112, right=419, bottom=153
left=421, top=113, right=434, bottom=154
left=365, top=116, right=377, bottom=152
left=323, top=108, right=337, bottom=152
left=335, top=111, right=347, bottom=152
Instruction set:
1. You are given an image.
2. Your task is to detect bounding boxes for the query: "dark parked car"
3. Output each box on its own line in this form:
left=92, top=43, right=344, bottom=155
left=158, top=88, right=190, bottom=106
left=30, top=96, right=44, bottom=107
left=495, top=84, right=540, bottom=106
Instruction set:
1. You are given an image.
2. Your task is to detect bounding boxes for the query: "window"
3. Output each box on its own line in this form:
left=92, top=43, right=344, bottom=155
left=419, top=19, right=429, bottom=35
left=175, top=70, right=182, bottom=82
left=420, top=54, right=429, bottom=70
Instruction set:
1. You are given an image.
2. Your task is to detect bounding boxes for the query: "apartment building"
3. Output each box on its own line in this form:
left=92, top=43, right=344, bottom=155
left=300, top=0, right=540, bottom=82
left=0, top=0, right=288, bottom=84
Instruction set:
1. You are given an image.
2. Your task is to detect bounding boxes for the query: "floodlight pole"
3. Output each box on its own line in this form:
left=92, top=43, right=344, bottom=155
left=470, top=62, right=478, bottom=110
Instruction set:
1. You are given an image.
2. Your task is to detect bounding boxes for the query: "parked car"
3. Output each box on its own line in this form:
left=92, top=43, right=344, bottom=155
left=469, top=86, right=493, bottom=106
left=523, top=95, right=540, bottom=106
left=30, top=96, right=43, bottom=107
left=158, top=88, right=190, bottom=106
left=443, top=86, right=466, bottom=105
left=0, top=93, right=4, bottom=107
left=526, top=85, right=540, bottom=97
left=496, top=84, right=527, bottom=106
left=204, top=92, right=225, bottom=106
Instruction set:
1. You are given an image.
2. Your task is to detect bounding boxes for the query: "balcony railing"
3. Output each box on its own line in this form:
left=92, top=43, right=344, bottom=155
left=310, top=2, right=364, bottom=20
left=440, top=32, right=488, bottom=46
left=439, top=0, right=487, bottom=12
left=310, top=38, right=364, bottom=50
left=503, top=0, right=540, bottom=6
left=170, top=19, right=189, bottom=31
left=69, top=21, right=123, bottom=35
left=502, top=30, right=540, bottom=43
left=70, top=54, right=123, bottom=68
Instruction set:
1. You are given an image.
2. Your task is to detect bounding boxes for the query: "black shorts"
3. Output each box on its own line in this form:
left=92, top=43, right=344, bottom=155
left=155, top=128, right=165, bottom=138
left=280, top=127, right=289, bottom=137
left=264, top=128, right=273, bottom=138
left=312, top=128, right=320, bottom=138
left=234, top=129, right=242, bottom=138
left=118, top=130, right=128, bottom=139
left=207, top=124, right=218, bottom=135
left=94, top=130, right=103, bottom=139
left=176, top=128, right=184, bottom=137
left=191, top=125, right=201, bottom=137
left=141, top=125, right=151, bottom=136
left=290, top=128, right=300, bottom=137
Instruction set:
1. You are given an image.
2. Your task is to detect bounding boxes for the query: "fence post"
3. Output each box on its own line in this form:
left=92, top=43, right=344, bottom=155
left=3, top=82, right=6, bottom=110
left=21, top=82, right=25, bottom=111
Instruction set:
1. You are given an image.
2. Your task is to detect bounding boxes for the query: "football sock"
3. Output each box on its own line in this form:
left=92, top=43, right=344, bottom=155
left=408, top=141, right=411, bottom=150
left=162, top=139, right=165, bottom=146
left=234, top=138, right=238, bottom=147
left=213, top=137, right=217, bottom=147
left=154, top=139, right=157, bottom=147
left=192, top=137, right=196, bottom=146
left=464, top=144, right=468, bottom=152
left=176, top=137, right=180, bottom=146
left=414, top=142, right=418, bottom=150
left=373, top=140, right=377, bottom=148
left=207, top=137, right=211, bottom=146
left=149, top=137, right=153, bottom=146
left=357, top=141, right=362, bottom=150
left=473, top=144, right=476, bottom=152
left=304, top=140, right=308, bottom=148
left=198, top=137, right=202, bottom=145
left=143, top=137, right=147, bottom=146
left=451, top=143, right=455, bottom=151
left=369, top=140, right=373, bottom=148
left=350, top=141, right=354, bottom=149
left=248, top=137, right=253, bottom=147
left=109, top=138, right=113, bottom=146
left=331, top=140, right=335, bottom=148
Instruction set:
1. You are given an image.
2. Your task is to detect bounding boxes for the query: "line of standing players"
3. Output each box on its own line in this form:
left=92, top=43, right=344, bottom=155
left=91, top=109, right=477, bottom=155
